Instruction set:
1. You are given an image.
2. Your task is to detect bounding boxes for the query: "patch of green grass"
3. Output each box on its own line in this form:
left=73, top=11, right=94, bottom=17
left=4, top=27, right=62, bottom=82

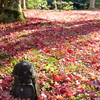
left=47, top=57, right=58, bottom=63
left=85, top=84, right=95, bottom=90
left=15, top=35, right=28, bottom=39
left=75, top=94, right=85, bottom=100
left=65, top=65, right=78, bottom=73
left=68, top=65, right=78, bottom=69
left=29, top=49, right=58, bottom=63
left=78, top=38, right=88, bottom=42
left=42, top=82, right=51, bottom=91
left=88, top=7, right=96, bottom=10
left=43, top=63, right=59, bottom=73
left=57, top=24, right=72, bottom=29
left=0, top=52, right=10, bottom=59
left=11, top=57, right=20, bottom=66
left=0, top=68, right=6, bottom=72
left=64, top=62, right=87, bottom=74
left=27, top=49, right=59, bottom=73
left=0, top=67, right=13, bottom=73
left=0, top=52, right=12, bottom=67
left=43, top=41, right=50, bottom=44
left=97, top=92, right=100, bottom=96
left=42, top=25, right=46, bottom=27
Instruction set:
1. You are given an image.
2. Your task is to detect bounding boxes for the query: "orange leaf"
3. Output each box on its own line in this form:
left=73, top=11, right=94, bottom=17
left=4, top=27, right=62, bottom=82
left=52, top=74, right=62, bottom=82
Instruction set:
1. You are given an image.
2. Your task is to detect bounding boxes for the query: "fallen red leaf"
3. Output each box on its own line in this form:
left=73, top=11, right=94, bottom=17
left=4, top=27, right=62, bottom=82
left=52, top=74, right=62, bottom=82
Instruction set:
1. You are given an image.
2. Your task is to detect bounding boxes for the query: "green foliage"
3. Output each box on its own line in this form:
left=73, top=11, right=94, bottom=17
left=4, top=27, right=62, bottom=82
left=27, top=0, right=48, bottom=9
left=64, top=0, right=89, bottom=10
left=0, top=52, right=10, bottom=59
left=52, top=1, right=73, bottom=10
left=27, top=0, right=73, bottom=10
left=63, top=1, right=73, bottom=10
left=95, top=0, right=100, bottom=9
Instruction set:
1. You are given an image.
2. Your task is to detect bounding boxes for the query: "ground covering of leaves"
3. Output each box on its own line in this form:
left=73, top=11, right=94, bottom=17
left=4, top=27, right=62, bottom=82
left=0, top=9, right=100, bottom=100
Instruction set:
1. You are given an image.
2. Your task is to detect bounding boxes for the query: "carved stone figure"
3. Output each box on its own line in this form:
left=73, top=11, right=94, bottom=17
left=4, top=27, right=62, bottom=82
left=11, top=61, right=39, bottom=100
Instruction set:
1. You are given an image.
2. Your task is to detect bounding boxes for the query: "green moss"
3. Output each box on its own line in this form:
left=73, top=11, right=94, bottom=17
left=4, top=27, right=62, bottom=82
left=11, top=57, right=20, bottom=66
left=0, top=52, right=10, bottom=59
left=43, top=64, right=59, bottom=73
left=88, top=7, right=96, bottom=10
left=16, top=36, right=28, bottom=39
left=48, top=57, right=58, bottom=63
left=4, top=9, right=21, bottom=18
left=57, top=23, right=72, bottom=29
left=0, top=67, right=13, bottom=73
left=42, top=82, right=51, bottom=91
left=0, top=9, right=25, bottom=23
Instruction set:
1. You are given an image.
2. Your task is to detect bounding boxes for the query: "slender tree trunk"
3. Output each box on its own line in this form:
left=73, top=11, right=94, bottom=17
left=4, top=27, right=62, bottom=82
left=0, top=0, right=25, bottom=23
left=0, top=0, right=6, bottom=14
left=89, top=0, right=96, bottom=9
left=26, top=0, right=28, bottom=8
left=58, top=0, right=62, bottom=10
left=0, top=0, right=3, bottom=14
left=54, top=0, right=57, bottom=10
left=21, top=0, right=26, bottom=9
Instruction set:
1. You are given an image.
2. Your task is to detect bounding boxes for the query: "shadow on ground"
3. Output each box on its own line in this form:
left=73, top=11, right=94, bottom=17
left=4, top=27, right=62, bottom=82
left=0, top=11, right=100, bottom=57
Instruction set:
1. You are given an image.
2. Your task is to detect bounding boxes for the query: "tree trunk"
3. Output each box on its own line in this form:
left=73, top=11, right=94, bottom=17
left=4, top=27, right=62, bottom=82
left=54, top=0, right=57, bottom=10
left=0, top=0, right=6, bottom=14
left=0, top=0, right=25, bottom=23
left=21, top=0, right=26, bottom=9
left=89, top=0, right=96, bottom=9
left=57, top=0, right=62, bottom=10
left=26, top=0, right=28, bottom=8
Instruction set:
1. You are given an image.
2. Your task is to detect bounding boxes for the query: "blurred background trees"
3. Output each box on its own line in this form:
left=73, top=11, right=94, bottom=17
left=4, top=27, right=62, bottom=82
left=26, top=0, right=100, bottom=10
left=0, top=0, right=99, bottom=23
left=0, top=0, right=99, bottom=15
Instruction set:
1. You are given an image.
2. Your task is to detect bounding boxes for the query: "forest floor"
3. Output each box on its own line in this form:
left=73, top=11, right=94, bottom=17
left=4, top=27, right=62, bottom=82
left=0, top=9, right=100, bottom=100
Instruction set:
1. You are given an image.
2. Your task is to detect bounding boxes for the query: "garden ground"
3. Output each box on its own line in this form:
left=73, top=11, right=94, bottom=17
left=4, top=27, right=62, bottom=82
left=0, top=9, right=100, bottom=100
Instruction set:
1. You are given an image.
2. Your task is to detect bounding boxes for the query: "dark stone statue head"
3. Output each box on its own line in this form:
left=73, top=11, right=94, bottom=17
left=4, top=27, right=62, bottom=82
left=11, top=61, right=39, bottom=100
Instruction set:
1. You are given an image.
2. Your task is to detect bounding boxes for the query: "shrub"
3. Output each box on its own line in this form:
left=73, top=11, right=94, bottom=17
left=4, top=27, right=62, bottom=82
left=95, top=0, right=100, bottom=9
left=52, top=1, right=73, bottom=10
left=27, top=0, right=47, bottom=9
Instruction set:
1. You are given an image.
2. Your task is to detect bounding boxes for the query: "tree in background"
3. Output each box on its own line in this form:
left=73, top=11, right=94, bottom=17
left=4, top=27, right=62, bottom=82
left=21, top=0, right=26, bottom=9
left=95, top=0, right=100, bottom=9
left=89, top=0, right=96, bottom=9
left=58, top=0, right=62, bottom=10
left=27, top=0, right=47, bottom=9
left=0, top=0, right=25, bottom=23
left=0, top=0, right=6, bottom=14
left=53, top=0, right=57, bottom=10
